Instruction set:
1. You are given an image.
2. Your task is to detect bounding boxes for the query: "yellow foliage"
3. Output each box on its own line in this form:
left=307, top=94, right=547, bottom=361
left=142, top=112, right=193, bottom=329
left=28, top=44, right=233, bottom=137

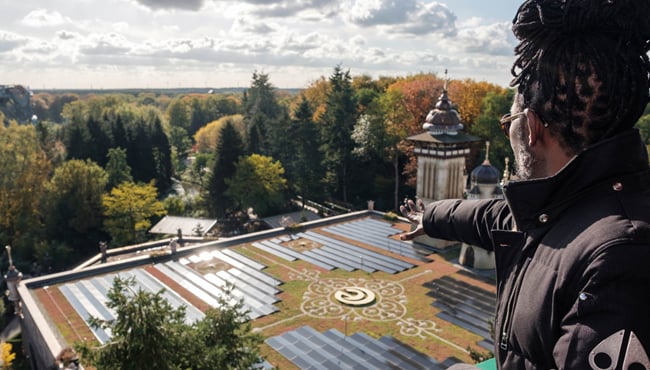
left=194, top=114, right=245, bottom=153
left=1, top=341, right=15, bottom=368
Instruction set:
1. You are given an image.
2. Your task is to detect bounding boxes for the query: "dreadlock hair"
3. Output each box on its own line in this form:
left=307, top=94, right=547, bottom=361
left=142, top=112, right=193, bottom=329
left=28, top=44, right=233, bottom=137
left=510, top=0, right=650, bottom=155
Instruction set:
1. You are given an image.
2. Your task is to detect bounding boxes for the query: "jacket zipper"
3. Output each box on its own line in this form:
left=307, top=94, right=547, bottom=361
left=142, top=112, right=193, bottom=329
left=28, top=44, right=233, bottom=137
left=500, top=257, right=532, bottom=351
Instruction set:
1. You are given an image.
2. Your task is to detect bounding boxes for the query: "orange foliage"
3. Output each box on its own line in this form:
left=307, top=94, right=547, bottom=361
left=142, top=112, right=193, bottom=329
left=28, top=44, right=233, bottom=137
left=300, top=76, right=330, bottom=122
left=385, top=73, right=445, bottom=136
left=448, top=79, right=508, bottom=128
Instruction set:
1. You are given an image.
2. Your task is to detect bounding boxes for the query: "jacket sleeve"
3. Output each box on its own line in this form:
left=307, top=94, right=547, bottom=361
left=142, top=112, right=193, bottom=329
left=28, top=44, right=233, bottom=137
left=421, top=198, right=512, bottom=251
left=552, top=243, right=650, bottom=369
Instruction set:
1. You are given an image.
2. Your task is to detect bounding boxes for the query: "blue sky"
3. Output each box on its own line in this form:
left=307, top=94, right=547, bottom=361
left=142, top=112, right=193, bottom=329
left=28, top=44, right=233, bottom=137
left=0, top=0, right=524, bottom=89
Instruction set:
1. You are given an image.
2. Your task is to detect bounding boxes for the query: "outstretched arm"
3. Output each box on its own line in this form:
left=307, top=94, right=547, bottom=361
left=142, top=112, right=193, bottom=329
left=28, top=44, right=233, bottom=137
left=399, top=197, right=511, bottom=249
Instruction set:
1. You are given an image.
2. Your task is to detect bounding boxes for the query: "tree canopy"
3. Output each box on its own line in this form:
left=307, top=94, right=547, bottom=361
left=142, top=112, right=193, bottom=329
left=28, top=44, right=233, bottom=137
left=102, top=181, right=166, bottom=246
left=207, top=121, right=245, bottom=218
left=226, top=154, right=288, bottom=217
left=76, top=276, right=263, bottom=370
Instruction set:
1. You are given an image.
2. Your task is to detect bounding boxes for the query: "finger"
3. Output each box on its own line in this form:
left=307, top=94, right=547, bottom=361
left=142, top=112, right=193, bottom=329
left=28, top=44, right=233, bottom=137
left=400, top=228, right=425, bottom=240
left=399, top=205, right=408, bottom=217
left=416, top=198, right=425, bottom=212
left=407, top=199, right=417, bottom=213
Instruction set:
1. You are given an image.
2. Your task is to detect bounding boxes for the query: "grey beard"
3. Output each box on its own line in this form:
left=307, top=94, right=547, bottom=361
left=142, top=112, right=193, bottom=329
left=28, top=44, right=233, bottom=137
left=514, top=141, right=534, bottom=180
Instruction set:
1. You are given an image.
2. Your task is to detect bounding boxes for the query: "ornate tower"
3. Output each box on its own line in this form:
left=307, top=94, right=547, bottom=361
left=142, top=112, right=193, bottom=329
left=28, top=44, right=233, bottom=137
left=406, top=71, right=482, bottom=250
left=407, top=72, right=482, bottom=203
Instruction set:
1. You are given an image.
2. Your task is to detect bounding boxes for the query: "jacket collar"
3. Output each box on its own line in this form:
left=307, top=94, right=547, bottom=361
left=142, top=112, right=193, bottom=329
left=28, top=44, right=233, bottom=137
left=502, top=129, right=650, bottom=231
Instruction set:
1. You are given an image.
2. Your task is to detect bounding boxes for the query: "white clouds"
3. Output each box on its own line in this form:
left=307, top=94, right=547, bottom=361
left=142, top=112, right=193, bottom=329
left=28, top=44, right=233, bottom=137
left=0, top=0, right=518, bottom=89
left=347, top=0, right=415, bottom=26
left=457, top=21, right=514, bottom=56
left=344, top=0, right=456, bottom=36
left=132, top=0, right=206, bottom=11
left=396, top=2, right=457, bottom=36
left=0, top=32, right=28, bottom=53
left=80, top=33, right=132, bottom=56
left=57, top=30, right=79, bottom=40
left=231, top=18, right=276, bottom=35
left=21, top=9, right=71, bottom=27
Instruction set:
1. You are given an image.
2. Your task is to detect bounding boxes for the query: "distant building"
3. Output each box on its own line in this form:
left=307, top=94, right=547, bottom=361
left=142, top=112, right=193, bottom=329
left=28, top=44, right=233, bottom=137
left=149, top=215, right=218, bottom=238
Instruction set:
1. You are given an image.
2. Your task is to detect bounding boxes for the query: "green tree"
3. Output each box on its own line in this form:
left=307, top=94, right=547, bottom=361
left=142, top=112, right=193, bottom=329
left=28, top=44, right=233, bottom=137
left=41, top=159, right=108, bottom=245
left=320, top=65, right=358, bottom=202
left=290, top=96, right=324, bottom=205
left=167, top=97, right=191, bottom=133
left=469, top=90, right=515, bottom=172
left=76, top=276, right=187, bottom=370
left=102, top=181, right=166, bottom=245
left=207, top=122, right=245, bottom=218
left=225, top=154, right=288, bottom=217
left=186, top=287, right=264, bottom=369
left=76, top=277, right=264, bottom=370
left=105, top=147, right=133, bottom=189
left=243, top=72, right=284, bottom=155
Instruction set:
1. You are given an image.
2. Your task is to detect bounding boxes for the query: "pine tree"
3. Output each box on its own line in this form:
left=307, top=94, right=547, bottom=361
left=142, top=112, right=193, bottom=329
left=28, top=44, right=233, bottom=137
left=291, top=96, right=324, bottom=205
left=105, top=147, right=133, bottom=189
left=150, top=117, right=173, bottom=191
left=207, top=122, right=245, bottom=218
left=320, top=65, right=358, bottom=203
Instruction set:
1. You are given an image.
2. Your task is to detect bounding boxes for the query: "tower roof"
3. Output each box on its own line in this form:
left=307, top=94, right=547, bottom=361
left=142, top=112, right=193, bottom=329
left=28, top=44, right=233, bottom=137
left=422, top=70, right=464, bottom=136
left=470, top=141, right=500, bottom=185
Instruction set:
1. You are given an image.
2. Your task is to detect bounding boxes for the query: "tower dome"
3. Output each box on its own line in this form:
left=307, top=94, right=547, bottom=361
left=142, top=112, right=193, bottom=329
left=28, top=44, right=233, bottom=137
left=470, top=141, right=500, bottom=185
left=467, top=142, right=503, bottom=201
left=471, top=160, right=501, bottom=185
left=422, top=70, right=464, bottom=135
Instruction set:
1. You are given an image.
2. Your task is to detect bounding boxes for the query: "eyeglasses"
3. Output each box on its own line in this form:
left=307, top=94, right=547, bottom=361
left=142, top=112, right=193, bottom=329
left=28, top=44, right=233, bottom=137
left=500, top=111, right=550, bottom=139
left=499, top=111, right=526, bottom=139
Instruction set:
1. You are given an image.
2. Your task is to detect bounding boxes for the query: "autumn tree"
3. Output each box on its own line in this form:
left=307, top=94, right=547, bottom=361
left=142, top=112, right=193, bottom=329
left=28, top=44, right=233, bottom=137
left=0, top=123, right=50, bottom=262
left=301, top=76, right=330, bottom=122
left=102, top=181, right=166, bottom=246
left=1, top=341, right=15, bottom=369
left=448, top=79, right=507, bottom=128
left=226, top=154, right=288, bottom=217
left=194, top=115, right=246, bottom=154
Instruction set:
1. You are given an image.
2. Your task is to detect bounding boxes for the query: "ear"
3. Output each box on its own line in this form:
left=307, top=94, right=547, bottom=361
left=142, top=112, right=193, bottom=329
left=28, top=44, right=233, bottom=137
left=524, top=108, right=544, bottom=146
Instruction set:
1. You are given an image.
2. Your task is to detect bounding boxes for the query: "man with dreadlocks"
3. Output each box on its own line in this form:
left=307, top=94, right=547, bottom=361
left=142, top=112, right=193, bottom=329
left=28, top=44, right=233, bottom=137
left=400, top=0, right=650, bottom=369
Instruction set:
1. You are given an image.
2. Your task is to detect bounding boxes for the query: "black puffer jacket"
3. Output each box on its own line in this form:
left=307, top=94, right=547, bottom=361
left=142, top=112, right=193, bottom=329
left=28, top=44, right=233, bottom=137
left=422, top=129, right=650, bottom=369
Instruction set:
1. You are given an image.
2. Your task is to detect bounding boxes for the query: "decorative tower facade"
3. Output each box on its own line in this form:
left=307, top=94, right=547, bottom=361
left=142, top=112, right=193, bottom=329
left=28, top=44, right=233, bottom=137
left=406, top=71, right=482, bottom=250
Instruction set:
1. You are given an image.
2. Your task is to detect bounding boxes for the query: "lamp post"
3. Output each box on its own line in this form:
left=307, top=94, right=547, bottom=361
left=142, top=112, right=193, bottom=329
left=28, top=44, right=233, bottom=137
left=5, top=245, right=22, bottom=315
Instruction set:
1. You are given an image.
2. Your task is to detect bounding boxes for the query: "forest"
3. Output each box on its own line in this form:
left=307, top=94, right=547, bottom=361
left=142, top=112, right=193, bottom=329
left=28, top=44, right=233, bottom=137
left=1, top=65, right=649, bottom=276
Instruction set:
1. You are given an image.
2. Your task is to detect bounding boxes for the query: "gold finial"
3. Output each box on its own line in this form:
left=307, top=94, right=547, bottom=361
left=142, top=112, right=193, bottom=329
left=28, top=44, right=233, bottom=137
left=483, top=141, right=491, bottom=165
left=443, top=69, right=450, bottom=92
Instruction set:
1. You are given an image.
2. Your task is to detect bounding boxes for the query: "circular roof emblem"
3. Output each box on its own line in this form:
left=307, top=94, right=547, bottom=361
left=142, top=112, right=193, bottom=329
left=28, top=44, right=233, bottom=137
left=334, top=287, right=376, bottom=306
